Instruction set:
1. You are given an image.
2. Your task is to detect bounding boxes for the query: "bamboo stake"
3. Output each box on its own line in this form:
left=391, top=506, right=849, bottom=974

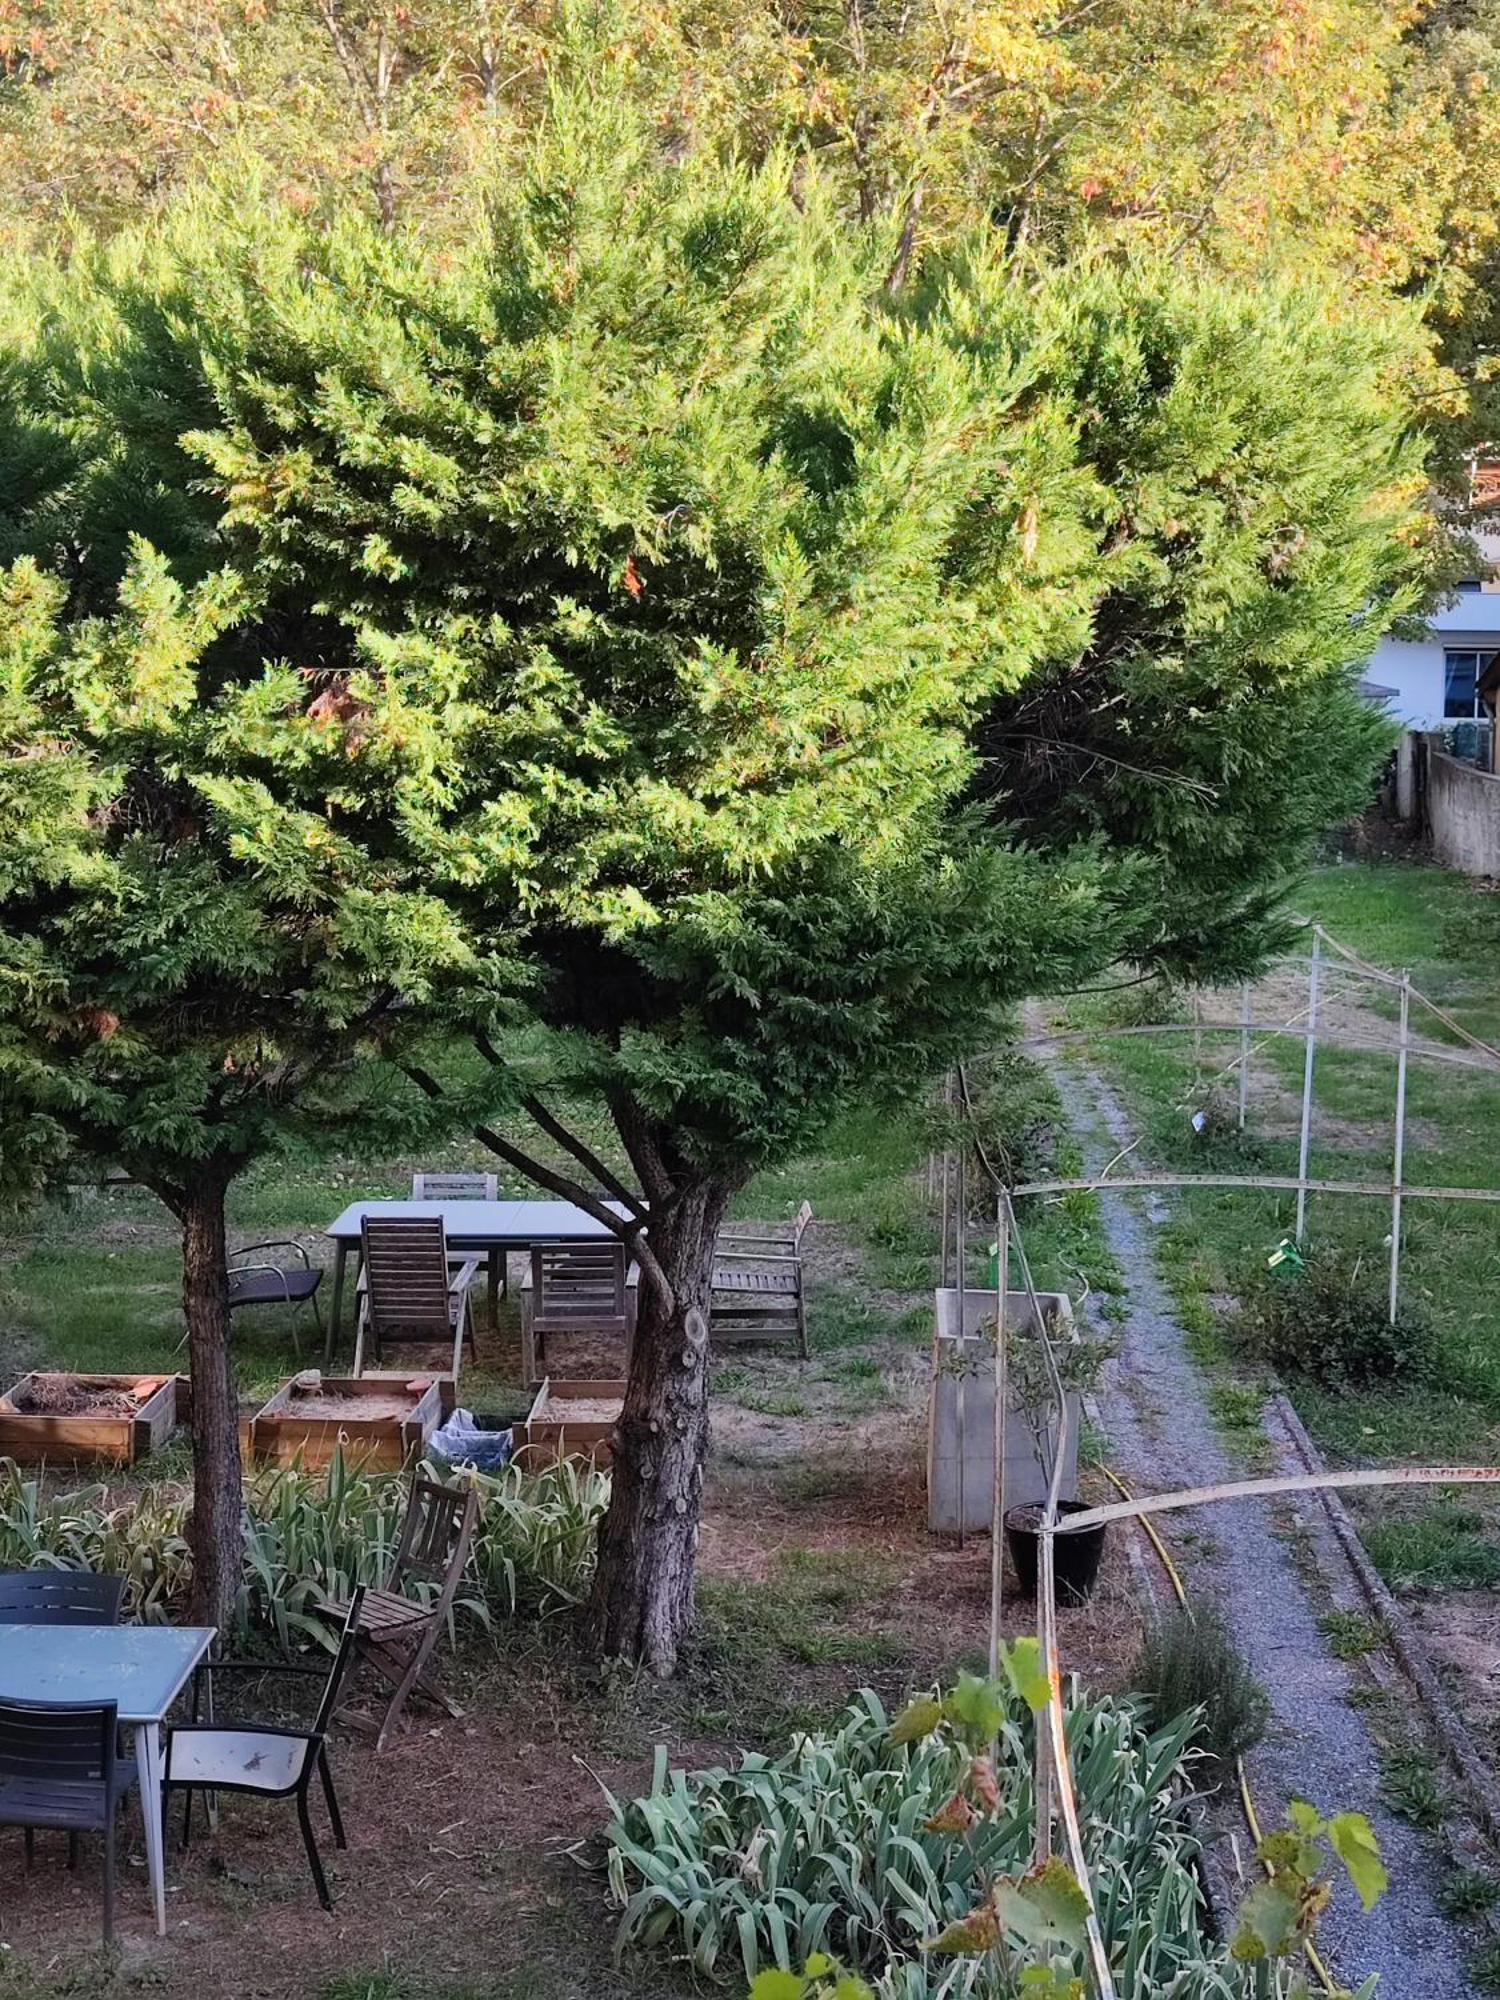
left=988, top=1198, right=1008, bottom=1677
left=1295, top=933, right=1322, bottom=1242
left=1238, top=981, right=1252, bottom=1131
left=1054, top=1462, right=1500, bottom=1536
left=1005, top=1171, right=1500, bottom=1205
left=1389, top=972, right=1411, bottom=1326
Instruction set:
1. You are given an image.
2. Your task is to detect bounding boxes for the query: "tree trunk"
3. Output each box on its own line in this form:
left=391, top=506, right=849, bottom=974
left=181, top=1171, right=242, bottom=1638
left=586, top=1178, right=730, bottom=1673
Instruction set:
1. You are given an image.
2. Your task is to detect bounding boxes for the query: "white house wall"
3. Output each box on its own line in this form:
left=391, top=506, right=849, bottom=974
left=1364, top=589, right=1500, bottom=730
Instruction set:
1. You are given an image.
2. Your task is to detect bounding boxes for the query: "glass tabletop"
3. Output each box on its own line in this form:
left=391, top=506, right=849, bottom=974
left=0, top=1623, right=215, bottom=1724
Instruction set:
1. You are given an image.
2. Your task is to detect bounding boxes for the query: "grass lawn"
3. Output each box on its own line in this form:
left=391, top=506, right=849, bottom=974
left=0, top=1078, right=1130, bottom=1996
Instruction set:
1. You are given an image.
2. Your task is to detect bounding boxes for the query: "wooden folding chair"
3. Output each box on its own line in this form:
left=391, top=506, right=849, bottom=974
left=353, top=1215, right=478, bottom=1380
left=519, top=1241, right=636, bottom=1387
left=710, top=1200, right=812, bottom=1356
left=320, top=1477, right=479, bottom=1753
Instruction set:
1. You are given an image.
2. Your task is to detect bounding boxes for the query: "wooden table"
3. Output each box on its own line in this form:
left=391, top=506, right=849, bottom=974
left=321, top=1198, right=632, bottom=1365
left=0, top=1622, right=215, bottom=1936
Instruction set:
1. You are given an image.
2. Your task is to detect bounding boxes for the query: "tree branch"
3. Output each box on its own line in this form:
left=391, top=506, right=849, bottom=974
left=399, top=1062, right=673, bottom=1310
left=472, top=1032, right=647, bottom=1221
left=607, top=1089, right=678, bottom=1210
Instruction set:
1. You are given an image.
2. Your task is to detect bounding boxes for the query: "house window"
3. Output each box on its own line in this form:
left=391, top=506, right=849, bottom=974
left=1444, top=650, right=1494, bottom=719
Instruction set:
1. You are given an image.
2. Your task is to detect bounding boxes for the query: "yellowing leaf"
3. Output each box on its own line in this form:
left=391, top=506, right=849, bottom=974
left=887, top=1695, right=943, bottom=1745
left=922, top=1907, right=1001, bottom=1955
left=999, top=1636, right=1051, bottom=1714
left=748, top=1973, right=804, bottom=2000
left=924, top=1790, right=977, bottom=1835
left=1231, top=1879, right=1301, bottom=1962
left=1327, top=1812, right=1387, bottom=1912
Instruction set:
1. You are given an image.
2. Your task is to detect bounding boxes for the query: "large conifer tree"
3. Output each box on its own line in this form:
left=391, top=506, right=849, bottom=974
left=0, top=87, right=1429, bottom=1664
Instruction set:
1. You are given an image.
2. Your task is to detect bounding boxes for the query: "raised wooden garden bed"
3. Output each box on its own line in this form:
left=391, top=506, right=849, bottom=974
left=242, top=1372, right=444, bottom=1470
left=0, top=1372, right=178, bottom=1466
left=519, top=1377, right=625, bottom=1467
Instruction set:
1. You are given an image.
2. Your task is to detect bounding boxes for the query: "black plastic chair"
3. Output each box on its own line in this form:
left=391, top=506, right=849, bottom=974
left=0, top=1570, right=125, bottom=1625
left=227, top=1239, right=324, bottom=1360
left=0, top=1698, right=133, bottom=1944
left=163, top=1587, right=365, bottom=1912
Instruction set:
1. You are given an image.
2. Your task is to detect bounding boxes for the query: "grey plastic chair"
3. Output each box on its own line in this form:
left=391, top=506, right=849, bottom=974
left=164, top=1587, right=366, bottom=1912
left=0, top=1571, right=125, bottom=1625
left=0, top=1697, right=133, bottom=1943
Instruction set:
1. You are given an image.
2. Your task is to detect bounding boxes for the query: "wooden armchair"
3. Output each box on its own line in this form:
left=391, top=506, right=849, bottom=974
left=519, top=1241, right=636, bottom=1387
left=353, top=1215, right=478, bottom=1380
left=711, top=1201, right=812, bottom=1356
left=320, top=1478, right=479, bottom=1752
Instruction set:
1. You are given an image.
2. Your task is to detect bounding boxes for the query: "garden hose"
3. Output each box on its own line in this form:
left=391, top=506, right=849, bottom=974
left=1101, top=1464, right=1339, bottom=1997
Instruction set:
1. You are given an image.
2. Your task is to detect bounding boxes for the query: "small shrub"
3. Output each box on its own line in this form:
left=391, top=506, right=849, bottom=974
left=1319, top=1610, right=1383, bottom=1661
left=931, top=1048, right=1063, bottom=1195
left=1234, top=1245, right=1435, bottom=1387
left=1379, top=1742, right=1447, bottom=1830
left=1132, top=1601, right=1271, bottom=1788
left=1477, top=1941, right=1500, bottom=1996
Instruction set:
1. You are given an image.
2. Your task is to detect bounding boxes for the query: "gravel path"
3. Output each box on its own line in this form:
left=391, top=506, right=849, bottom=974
left=1049, top=1054, right=1473, bottom=1999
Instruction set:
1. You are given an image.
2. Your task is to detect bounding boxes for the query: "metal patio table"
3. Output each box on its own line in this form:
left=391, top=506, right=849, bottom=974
left=1, top=1622, right=215, bottom=1936
left=321, top=1198, right=633, bottom=1365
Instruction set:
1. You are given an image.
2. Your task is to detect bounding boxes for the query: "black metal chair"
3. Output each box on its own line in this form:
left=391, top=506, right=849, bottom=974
left=0, top=1698, right=133, bottom=1944
left=228, top=1239, right=325, bottom=1359
left=163, top=1587, right=365, bottom=1912
left=0, top=1570, right=125, bottom=1625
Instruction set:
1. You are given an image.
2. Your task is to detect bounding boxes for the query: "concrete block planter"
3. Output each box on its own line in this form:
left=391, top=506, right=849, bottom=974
left=926, top=1287, right=1078, bottom=1535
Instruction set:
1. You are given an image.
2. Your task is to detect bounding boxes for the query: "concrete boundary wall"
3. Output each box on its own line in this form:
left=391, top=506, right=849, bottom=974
left=1425, top=743, right=1500, bottom=877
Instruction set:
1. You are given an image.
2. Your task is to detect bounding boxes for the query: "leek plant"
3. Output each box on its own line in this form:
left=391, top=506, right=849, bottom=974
left=0, top=1451, right=606, bottom=1646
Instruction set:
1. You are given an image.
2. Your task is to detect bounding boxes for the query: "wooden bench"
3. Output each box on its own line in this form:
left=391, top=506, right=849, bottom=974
left=711, top=1201, right=811, bottom=1356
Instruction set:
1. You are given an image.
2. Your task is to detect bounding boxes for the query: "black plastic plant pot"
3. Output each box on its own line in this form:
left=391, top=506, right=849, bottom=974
left=1003, top=1501, right=1107, bottom=1606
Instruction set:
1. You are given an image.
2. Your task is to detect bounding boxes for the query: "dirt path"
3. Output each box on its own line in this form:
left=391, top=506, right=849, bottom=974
left=1048, top=1054, right=1474, bottom=1999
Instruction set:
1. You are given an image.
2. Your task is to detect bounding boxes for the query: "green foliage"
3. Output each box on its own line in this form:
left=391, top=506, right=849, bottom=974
left=606, top=1684, right=1246, bottom=1996
left=0, top=86, right=1436, bottom=1193
left=1230, top=1800, right=1387, bottom=1964
left=1132, top=1602, right=1271, bottom=1791
left=1377, top=1743, right=1447, bottom=1831
left=0, top=70, right=1442, bottom=1658
left=937, top=1048, right=1065, bottom=1196
left=1436, top=1868, right=1499, bottom=1919
left=0, top=1452, right=605, bottom=1645
left=1364, top=1499, right=1500, bottom=1593
left=1318, top=1611, right=1383, bottom=1663
left=750, top=1960, right=874, bottom=2000
left=1234, top=1245, right=1437, bottom=1388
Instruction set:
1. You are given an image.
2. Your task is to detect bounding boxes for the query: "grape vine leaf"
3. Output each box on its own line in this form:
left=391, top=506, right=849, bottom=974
left=992, top=1857, right=1091, bottom=1952
left=1327, top=1812, right=1388, bottom=1912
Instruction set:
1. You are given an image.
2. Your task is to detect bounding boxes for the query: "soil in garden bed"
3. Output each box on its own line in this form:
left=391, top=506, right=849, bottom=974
left=277, top=1391, right=420, bottom=1422
left=531, top=1392, right=623, bottom=1424
left=10, top=1379, right=146, bottom=1419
